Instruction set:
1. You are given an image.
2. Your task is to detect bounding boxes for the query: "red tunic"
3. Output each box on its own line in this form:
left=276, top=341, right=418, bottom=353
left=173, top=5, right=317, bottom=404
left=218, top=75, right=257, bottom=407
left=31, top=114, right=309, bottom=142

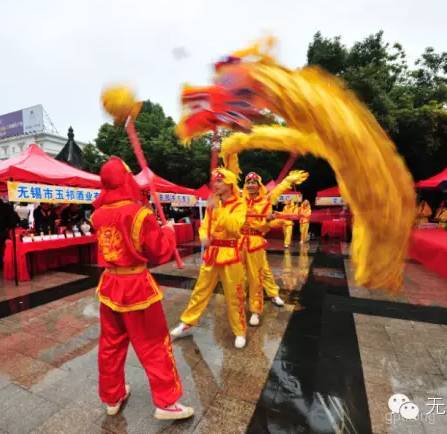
left=91, top=200, right=175, bottom=312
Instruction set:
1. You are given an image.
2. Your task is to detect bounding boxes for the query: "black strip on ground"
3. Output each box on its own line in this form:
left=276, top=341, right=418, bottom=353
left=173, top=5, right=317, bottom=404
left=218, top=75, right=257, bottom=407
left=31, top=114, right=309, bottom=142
left=247, top=242, right=372, bottom=434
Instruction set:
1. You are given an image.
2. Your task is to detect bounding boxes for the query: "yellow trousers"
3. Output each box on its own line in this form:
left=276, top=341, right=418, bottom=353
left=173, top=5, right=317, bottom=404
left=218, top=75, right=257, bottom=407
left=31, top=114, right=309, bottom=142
left=300, top=222, right=309, bottom=243
left=283, top=223, right=293, bottom=247
left=244, top=249, right=280, bottom=314
left=180, top=262, right=246, bottom=336
left=263, top=258, right=280, bottom=298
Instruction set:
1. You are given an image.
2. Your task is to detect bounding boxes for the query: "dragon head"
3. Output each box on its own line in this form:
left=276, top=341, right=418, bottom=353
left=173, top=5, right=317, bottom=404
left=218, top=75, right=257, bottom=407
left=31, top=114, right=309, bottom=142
left=176, top=52, right=272, bottom=143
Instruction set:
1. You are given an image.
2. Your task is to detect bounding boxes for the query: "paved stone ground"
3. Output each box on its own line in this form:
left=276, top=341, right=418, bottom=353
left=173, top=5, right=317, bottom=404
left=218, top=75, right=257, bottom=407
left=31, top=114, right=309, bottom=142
left=0, top=282, right=293, bottom=434
left=0, top=239, right=446, bottom=433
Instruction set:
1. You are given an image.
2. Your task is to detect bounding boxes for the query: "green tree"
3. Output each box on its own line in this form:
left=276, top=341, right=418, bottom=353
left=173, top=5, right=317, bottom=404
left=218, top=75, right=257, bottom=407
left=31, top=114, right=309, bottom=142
left=82, top=143, right=108, bottom=174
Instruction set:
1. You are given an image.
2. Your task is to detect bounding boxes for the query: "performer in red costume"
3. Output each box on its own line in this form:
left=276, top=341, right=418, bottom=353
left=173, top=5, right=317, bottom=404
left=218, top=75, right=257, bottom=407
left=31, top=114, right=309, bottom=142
left=91, top=156, right=194, bottom=420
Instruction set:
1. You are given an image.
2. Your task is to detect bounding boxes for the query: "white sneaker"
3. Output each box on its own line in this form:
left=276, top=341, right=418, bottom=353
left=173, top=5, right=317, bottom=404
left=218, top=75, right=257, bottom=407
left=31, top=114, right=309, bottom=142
left=272, top=296, right=285, bottom=307
left=234, top=336, right=246, bottom=349
left=249, top=313, right=260, bottom=326
left=154, top=402, right=194, bottom=420
left=106, top=384, right=130, bottom=416
left=170, top=323, right=192, bottom=340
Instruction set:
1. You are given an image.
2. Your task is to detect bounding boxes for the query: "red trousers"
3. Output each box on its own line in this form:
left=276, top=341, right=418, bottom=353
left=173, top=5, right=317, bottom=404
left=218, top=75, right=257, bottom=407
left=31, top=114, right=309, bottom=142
left=98, top=301, right=182, bottom=408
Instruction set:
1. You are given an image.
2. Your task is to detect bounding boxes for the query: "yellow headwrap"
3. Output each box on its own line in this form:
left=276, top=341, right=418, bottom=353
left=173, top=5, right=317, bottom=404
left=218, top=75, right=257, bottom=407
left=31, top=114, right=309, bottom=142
left=212, top=167, right=240, bottom=194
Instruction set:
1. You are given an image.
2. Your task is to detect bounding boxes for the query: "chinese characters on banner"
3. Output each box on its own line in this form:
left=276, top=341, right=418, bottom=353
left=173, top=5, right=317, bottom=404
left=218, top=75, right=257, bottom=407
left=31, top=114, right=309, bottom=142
left=7, top=181, right=100, bottom=204
left=158, top=193, right=197, bottom=207
left=315, top=196, right=345, bottom=206
left=279, top=193, right=302, bottom=203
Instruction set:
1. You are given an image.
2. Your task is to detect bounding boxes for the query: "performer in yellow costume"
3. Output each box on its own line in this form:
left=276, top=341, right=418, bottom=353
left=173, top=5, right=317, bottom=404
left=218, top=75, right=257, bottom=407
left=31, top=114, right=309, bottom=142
left=171, top=168, right=248, bottom=349
left=241, top=170, right=308, bottom=326
left=415, top=199, right=432, bottom=226
left=176, top=37, right=416, bottom=293
left=434, top=201, right=447, bottom=227
left=299, top=200, right=312, bottom=244
left=278, top=198, right=300, bottom=248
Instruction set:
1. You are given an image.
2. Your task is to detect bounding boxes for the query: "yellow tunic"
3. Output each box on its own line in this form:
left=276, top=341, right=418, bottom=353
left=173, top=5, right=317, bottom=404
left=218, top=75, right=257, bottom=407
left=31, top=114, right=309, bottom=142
left=279, top=203, right=299, bottom=247
left=199, top=195, right=247, bottom=265
left=241, top=196, right=271, bottom=252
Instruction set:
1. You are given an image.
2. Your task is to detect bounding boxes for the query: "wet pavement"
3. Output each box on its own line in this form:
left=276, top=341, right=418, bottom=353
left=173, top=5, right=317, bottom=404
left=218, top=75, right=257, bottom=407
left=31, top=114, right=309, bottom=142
left=0, top=238, right=446, bottom=433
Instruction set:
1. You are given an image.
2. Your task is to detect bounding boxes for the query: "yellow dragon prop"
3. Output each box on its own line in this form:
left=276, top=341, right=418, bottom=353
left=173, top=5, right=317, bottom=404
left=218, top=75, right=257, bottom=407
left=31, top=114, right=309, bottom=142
left=177, top=38, right=415, bottom=292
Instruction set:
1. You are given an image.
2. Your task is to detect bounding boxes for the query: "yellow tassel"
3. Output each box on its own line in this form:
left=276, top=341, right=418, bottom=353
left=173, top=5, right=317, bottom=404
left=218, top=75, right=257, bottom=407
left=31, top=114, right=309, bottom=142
left=231, top=35, right=277, bottom=63
left=101, top=85, right=143, bottom=124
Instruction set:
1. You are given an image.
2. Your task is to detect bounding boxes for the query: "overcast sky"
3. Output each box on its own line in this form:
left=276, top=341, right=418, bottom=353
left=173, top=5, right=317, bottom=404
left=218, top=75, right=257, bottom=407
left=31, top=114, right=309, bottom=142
left=1, top=0, right=445, bottom=143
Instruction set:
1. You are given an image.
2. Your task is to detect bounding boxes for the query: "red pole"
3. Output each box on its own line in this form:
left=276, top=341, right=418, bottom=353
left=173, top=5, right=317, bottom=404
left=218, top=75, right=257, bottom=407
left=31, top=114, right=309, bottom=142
left=126, top=118, right=184, bottom=268
left=275, top=153, right=298, bottom=184
left=210, top=129, right=220, bottom=178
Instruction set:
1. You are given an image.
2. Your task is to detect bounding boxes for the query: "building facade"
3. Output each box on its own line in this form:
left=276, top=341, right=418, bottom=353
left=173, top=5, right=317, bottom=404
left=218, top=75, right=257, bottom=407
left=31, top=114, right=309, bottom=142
left=0, top=131, right=87, bottom=160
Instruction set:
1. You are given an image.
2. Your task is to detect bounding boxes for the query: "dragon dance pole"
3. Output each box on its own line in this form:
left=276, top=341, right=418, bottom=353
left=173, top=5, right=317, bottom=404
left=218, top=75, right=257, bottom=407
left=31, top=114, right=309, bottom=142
left=274, top=153, right=298, bottom=185
left=126, top=117, right=185, bottom=268
left=210, top=129, right=220, bottom=177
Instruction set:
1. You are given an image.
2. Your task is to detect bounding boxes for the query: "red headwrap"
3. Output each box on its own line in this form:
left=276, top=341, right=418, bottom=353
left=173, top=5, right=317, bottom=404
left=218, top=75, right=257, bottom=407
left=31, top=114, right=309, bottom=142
left=244, top=171, right=262, bottom=183
left=93, top=156, right=142, bottom=208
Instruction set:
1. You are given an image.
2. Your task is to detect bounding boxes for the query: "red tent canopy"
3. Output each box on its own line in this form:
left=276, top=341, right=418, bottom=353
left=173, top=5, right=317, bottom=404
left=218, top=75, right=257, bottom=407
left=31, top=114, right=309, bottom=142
left=135, top=169, right=197, bottom=195
left=195, top=184, right=211, bottom=199
left=416, top=168, right=447, bottom=189
left=317, top=186, right=340, bottom=197
left=0, top=144, right=100, bottom=188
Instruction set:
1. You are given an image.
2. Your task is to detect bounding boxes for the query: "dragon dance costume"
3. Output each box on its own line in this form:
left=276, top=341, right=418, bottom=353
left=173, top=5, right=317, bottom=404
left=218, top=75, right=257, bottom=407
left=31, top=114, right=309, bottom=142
left=240, top=170, right=308, bottom=324
left=241, top=172, right=281, bottom=322
left=415, top=200, right=432, bottom=226
left=176, top=37, right=415, bottom=293
left=435, top=201, right=447, bottom=227
left=92, top=157, right=193, bottom=419
left=277, top=199, right=300, bottom=248
left=299, top=200, right=312, bottom=243
left=172, top=168, right=248, bottom=348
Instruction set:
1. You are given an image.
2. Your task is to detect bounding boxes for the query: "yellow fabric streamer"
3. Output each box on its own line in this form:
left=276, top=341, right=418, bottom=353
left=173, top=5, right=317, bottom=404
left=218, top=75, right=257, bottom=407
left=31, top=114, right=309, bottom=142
left=222, top=152, right=241, bottom=179
left=180, top=37, right=415, bottom=292
left=220, top=117, right=415, bottom=292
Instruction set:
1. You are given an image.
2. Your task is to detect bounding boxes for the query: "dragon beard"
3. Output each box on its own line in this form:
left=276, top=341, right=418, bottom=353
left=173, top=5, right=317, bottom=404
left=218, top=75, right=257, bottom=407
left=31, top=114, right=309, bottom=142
left=220, top=64, right=415, bottom=293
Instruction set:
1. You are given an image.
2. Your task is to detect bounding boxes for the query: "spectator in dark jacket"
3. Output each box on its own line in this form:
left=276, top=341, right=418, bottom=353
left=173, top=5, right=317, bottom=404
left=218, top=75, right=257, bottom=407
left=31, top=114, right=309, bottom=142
left=61, top=204, right=84, bottom=229
left=33, top=203, right=56, bottom=234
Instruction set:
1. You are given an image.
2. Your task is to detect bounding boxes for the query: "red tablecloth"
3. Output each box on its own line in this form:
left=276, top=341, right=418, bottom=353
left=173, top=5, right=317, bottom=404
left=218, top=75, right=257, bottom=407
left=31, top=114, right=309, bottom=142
left=3, top=235, right=97, bottom=282
left=321, top=219, right=347, bottom=239
left=174, top=223, right=194, bottom=244
left=409, top=228, right=447, bottom=279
